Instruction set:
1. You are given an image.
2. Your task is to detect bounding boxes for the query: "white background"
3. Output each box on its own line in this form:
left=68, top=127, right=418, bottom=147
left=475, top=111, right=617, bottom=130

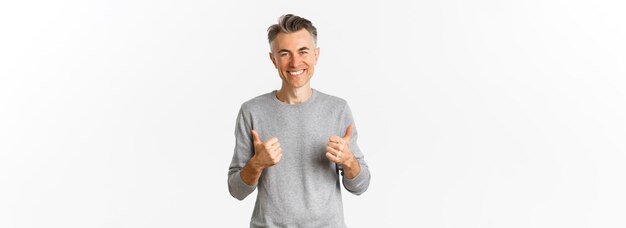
left=1, top=0, right=625, bottom=227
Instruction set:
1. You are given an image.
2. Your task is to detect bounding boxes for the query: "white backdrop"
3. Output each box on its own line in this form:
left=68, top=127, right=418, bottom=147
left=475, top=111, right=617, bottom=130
left=1, top=0, right=625, bottom=227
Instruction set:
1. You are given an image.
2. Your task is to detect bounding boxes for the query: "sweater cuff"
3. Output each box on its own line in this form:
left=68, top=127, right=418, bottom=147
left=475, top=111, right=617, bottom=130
left=342, top=166, right=370, bottom=195
left=228, top=171, right=256, bottom=200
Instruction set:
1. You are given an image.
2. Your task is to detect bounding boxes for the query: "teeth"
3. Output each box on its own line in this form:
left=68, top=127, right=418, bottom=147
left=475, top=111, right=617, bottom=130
left=289, top=69, right=304, bottom=75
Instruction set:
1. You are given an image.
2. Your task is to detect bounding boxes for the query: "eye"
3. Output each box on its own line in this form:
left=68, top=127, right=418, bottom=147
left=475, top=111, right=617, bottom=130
left=279, top=52, right=289, bottom=57
left=299, top=51, right=308, bottom=55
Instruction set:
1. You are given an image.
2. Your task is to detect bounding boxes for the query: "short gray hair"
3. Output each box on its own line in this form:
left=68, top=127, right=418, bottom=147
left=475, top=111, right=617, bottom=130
left=267, top=14, right=318, bottom=46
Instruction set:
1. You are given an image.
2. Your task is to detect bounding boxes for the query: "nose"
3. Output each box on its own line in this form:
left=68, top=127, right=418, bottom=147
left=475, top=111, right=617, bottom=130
left=289, top=54, right=302, bottom=67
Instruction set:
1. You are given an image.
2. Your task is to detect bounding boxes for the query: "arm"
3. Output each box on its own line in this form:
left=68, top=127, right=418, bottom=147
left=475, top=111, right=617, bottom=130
left=239, top=130, right=282, bottom=186
left=341, top=142, right=371, bottom=196
left=239, top=159, right=264, bottom=186
left=341, top=154, right=361, bottom=179
left=326, top=103, right=371, bottom=195
left=227, top=108, right=256, bottom=200
left=326, top=123, right=371, bottom=195
left=228, top=108, right=282, bottom=200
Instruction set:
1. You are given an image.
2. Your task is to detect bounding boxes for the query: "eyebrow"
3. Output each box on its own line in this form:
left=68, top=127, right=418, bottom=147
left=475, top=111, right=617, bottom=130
left=278, top=47, right=310, bottom=53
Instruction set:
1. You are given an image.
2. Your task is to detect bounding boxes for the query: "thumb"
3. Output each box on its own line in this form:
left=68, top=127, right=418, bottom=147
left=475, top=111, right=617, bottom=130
left=343, top=124, right=353, bottom=141
left=251, top=129, right=261, bottom=144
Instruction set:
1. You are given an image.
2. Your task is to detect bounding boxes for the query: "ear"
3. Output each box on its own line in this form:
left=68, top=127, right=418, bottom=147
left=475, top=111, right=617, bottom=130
left=269, top=52, right=278, bottom=69
left=314, top=47, right=320, bottom=63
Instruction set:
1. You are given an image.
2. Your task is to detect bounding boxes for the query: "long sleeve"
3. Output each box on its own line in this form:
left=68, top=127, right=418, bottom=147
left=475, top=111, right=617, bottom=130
left=228, top=90, right=369, bottom=226
left=227, top=107, right=256, bottom=200
left=339, top=103, right=371, bottom=195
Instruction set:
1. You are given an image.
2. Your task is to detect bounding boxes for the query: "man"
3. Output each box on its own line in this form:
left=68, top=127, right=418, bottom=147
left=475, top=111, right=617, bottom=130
left=228, top=14, right=371, bottom=227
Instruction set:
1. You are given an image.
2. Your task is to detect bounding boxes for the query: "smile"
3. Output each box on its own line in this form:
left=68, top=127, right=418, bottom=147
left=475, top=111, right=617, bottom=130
left=288, top=69, right=305, bottom=76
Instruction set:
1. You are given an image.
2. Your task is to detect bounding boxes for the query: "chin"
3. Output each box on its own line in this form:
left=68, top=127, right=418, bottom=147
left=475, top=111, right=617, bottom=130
left=292, top=79, right=311, bottom=87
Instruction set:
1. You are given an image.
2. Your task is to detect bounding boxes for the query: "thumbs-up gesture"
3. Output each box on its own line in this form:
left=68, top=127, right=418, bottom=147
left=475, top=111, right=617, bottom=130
left=251, top=129, right=283, bottom=169
left=326, top=124, right=356, bottom=166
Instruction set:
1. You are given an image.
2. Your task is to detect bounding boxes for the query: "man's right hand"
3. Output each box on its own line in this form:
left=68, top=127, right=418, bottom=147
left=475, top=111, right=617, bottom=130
left=240, top=129, right=282, bottom=186
left=250, top=129, right=283, bottom=169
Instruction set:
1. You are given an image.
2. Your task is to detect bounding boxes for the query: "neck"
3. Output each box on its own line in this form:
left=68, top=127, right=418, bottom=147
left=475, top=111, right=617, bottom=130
left=276, top=85, right=313, bottom=104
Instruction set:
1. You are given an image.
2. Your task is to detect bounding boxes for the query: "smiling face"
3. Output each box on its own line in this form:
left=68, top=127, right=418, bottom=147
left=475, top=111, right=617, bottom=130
left=269, top=29, right=320, bottom=90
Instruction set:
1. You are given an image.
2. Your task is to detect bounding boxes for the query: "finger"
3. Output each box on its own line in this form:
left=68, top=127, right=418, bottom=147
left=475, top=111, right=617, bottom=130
left=266, top=137, right=279, bottom=145
left=269, top=152, right=282, bottom=165
left=326, top=146, right=340, bottom=155
left=327, top=150, right=341, bottom=161
left=343, top=124, right=353, bottom=141
left=275, top=153, right=283, bottom=163
left=329, top=135, right=342, bottom=143
left=274, top=147, right=283, bottom=155
left=268, top=141, right=280, bottom=151
left=268, top=142, right=281, bottom=151
left=326, top=152, right=338, bottom=162
left=327, top=142, right=341, bottom=151
left=251, top=129, right=261, bottom=144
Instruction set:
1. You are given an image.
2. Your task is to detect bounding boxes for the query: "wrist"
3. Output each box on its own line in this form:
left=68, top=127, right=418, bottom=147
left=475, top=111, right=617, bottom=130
left=343, top=155, right=357, bottom=169
left=249, top=156, right=265, bottom=172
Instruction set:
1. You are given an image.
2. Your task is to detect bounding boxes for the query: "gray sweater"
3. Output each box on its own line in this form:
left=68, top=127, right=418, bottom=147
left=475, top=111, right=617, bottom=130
left=228, top=89, right=371, bottom=227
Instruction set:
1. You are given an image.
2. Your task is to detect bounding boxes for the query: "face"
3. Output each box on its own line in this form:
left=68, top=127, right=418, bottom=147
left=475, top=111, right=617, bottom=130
left=269, top=29, right=320, bottom=90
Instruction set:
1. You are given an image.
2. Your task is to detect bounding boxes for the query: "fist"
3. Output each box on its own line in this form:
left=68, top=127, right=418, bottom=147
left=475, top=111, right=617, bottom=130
left=251, top=129, right=283, bottom=169
left=326, top=124, right=355, bottom=166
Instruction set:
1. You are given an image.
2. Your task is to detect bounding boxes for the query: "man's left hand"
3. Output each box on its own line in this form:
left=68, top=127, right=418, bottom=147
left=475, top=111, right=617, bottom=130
left=326, top=124, right=356, bottom=166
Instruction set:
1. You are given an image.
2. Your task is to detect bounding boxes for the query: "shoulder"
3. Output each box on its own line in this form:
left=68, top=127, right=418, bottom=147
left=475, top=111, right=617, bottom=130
left=240, top=91, right=275, bottom=112
left=314, top=89, right=349, bottom=109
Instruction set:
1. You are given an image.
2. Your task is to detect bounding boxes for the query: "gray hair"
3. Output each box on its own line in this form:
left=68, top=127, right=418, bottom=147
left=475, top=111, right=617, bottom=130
left=267, top=14, right=318, bottom=46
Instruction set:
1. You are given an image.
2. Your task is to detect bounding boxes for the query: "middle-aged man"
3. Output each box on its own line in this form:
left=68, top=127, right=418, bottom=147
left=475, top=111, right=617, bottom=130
left=228, top=14, right=371, bottom=227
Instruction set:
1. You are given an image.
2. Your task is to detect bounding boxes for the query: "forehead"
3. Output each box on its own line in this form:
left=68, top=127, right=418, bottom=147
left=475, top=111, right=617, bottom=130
left=271, top=29, right=315, bottom=51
